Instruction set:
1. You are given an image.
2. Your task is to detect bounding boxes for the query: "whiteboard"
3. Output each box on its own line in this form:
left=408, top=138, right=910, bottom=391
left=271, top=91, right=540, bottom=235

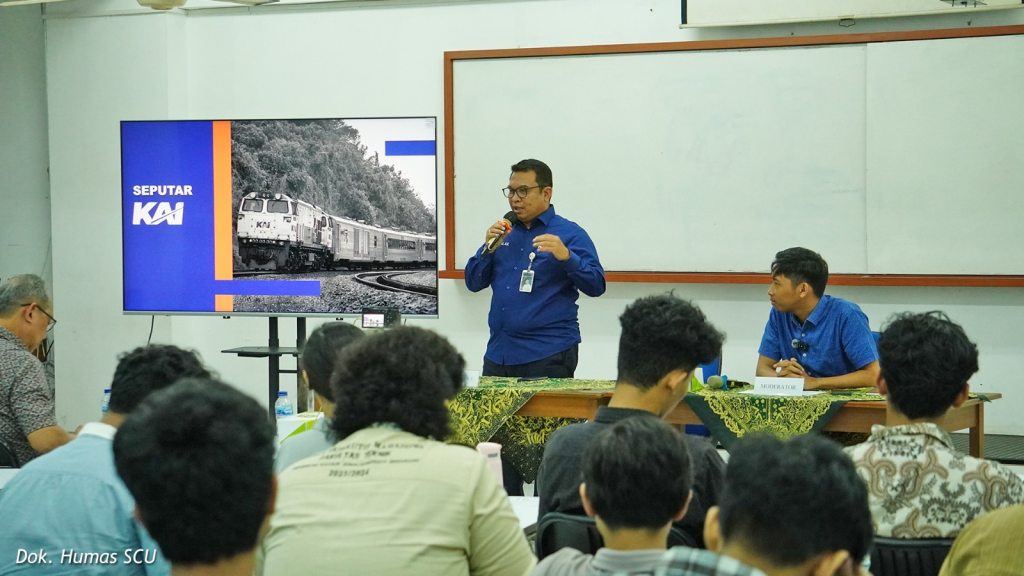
left=450, top=31, right=1024, bottom=276
left=866, top=34, right=1024, bottom=274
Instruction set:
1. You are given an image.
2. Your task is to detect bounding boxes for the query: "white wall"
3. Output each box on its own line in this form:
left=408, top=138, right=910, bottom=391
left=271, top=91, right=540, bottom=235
left=0, top=5, right=51, bottom=285
left=36, top=0, right=1024, bottom=435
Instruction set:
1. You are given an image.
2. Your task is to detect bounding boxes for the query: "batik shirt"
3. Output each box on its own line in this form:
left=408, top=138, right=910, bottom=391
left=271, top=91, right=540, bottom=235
left=0, top=326, right=55, bottom=465
left=845, top=423, right=1024, bottom=538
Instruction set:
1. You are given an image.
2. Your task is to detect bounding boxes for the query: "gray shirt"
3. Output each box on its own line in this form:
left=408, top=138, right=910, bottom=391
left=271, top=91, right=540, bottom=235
left=275, top=417, right=335, bottom=473
left=537, top=406, right=725, bottom=548
left=0, top=326, right=56, bottom=465
left=531, top=547, right=669, bottom=576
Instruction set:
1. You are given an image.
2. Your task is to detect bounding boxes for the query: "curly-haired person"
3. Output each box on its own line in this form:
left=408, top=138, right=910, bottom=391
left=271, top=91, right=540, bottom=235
left=257, top=326, right=536, bottom=576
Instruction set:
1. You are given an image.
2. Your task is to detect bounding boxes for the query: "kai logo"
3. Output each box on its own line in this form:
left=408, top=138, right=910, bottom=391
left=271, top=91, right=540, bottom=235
left=133, top=202, right=184, bottom=226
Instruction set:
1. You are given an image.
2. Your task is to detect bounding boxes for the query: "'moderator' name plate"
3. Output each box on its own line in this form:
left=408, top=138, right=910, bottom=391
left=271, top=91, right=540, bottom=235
left=750, top=377, right=805, bottom=396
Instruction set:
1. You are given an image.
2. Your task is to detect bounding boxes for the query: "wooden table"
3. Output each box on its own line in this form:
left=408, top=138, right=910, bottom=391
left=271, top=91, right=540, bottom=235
left=515, top=390, right=1001, bottom=458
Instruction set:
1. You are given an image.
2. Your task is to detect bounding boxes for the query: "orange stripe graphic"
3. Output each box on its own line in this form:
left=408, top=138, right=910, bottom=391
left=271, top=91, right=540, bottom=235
left=213, top=121, right=234, bottom=312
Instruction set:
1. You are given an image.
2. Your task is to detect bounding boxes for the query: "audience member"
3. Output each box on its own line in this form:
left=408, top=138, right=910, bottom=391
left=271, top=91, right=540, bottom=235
left=275, top=321, right=364, bottom=472
left=0, top=274, right=72, bottom=465
left=257, top=326, right=536, bottom=576
left=845, top=311, right=1024, bottom=538
left=0, top=345, right=210, bottom=575
left=657, top=434, right=873, bottom=576
left=532, top=417, right=693, bottom=576
left=755, top=247, right=879, bottom=390
left=537, top=293, right=725, bottom=547
left=114, top=378, right=276, bottom=576
left=938, top=504, right=1024, bottom=576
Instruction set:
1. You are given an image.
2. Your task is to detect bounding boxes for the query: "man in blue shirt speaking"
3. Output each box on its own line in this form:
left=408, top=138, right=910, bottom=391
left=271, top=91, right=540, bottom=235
left=756, top=247, right=879, bottom=390
left=465, top=159, right=606, bottom=378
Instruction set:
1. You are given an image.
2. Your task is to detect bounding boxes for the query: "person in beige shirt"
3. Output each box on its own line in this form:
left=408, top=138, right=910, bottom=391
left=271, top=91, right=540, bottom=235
left=257, top=326, right=536, bottom=576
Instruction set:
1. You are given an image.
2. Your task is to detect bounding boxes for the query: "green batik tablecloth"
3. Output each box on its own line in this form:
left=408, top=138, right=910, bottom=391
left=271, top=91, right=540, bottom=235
left=447, top=377, right=614, bottom=483
left=684, top=386, right=884, bottom=450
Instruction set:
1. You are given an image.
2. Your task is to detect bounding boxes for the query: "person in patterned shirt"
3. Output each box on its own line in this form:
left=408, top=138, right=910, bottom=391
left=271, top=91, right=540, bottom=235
left=0, top=274, right=73, bottom=465
left=845, top=311, right=1024, bottom=538
left=657, top=434, right=873, bottom=576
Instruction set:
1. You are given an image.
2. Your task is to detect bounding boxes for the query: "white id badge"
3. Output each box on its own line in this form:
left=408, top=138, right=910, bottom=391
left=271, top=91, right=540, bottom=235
left=519, top=269, right=535, bottom=293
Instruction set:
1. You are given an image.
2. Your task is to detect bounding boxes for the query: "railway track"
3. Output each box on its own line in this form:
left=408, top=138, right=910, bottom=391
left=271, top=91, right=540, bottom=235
left=354, top=272, right=438, bottom=297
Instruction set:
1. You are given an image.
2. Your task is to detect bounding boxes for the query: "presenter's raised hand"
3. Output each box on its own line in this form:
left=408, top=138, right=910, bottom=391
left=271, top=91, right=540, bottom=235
left=533, top=234, right=570, bottom=261
left=484, top=221, right=510, bottom=251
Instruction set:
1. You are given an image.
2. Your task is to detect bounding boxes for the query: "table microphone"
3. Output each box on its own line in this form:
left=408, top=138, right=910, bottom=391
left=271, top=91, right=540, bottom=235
left=485, top=211, right=518, bottom=252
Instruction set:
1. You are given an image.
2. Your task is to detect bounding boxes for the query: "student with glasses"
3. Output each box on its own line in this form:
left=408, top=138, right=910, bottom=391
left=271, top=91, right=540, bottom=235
left=465, top=159, right=606, bottom=381
left=0, top=274, right=74, bottom=465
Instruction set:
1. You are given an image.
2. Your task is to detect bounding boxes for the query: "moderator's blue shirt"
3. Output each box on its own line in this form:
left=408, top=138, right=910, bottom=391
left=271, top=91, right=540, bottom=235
left=758, top=295, right=878, bottom=378
left=0, top=423, right=169, bottom=576
left=465, top=205, right=605, bottom=365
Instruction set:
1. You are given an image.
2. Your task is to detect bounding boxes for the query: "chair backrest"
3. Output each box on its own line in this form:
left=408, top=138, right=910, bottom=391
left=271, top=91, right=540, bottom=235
left=535, top=512, right=698, bottom=561
left=869, top=536, right=955, bottom=576
left=0, top=437, right=19, bottom=468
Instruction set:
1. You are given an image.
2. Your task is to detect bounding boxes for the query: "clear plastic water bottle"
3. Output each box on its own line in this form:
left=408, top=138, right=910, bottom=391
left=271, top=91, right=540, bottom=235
left=274, top=391, right=294, bottom=419
left=101, top=389, right=112, bottom=414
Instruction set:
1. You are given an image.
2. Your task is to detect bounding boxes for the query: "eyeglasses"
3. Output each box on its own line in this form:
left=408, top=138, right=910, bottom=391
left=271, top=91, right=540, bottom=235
left=23, top=303, right=56, bottom=332
left=501, top=185, right=543, bottom=199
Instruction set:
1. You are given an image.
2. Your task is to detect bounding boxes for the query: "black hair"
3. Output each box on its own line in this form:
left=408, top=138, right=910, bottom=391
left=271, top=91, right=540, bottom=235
left=511, top=159, right=553, bottom=189
left=718, top=434, right=872, bottom=567
left=330, top=326, right=466, bottom=441
left=300, top=322, right=365, bottom=401
left=617, top=293, right=725, bottom=389
left=583, top=417, right=693, bottom=531
left=113, top=378, right=276, bottom=566
left=107, top=345, right=210, bottom=414
left=878, top=311, right=978, bottom=419
left=771, top=247, right=829, bottom=298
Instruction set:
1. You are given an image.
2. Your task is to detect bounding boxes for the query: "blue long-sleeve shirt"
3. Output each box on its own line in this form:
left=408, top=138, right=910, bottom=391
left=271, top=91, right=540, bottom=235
left=465, top=205, right=605, bottom=365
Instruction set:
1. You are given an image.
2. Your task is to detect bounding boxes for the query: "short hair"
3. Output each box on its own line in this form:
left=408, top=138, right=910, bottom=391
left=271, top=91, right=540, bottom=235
left=0, top=274, right=50, bottom=318
left=617, top=293, right=725, bottom=389
left=878, top=311, right=978, bottom=419
left=300, top=322, right=365, bottom=401
left=770, top=248, right=828, bottom=298
left=718, top=434, right=872, bottom=567
left=330, top=326, right=465, bottom=441
left=113, top=378, right=275, bottom=566
left=107, top=345, right=210, bottom=414
left=583, top=417, right=693, bottom=531
left=511, top=158, right=553, bottom=189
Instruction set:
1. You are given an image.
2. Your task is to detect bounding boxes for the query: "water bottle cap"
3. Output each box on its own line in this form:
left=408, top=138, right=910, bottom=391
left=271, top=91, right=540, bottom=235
left=104, top=389, right=111, bottom=393
left=277, top=391, right=287, bottom=397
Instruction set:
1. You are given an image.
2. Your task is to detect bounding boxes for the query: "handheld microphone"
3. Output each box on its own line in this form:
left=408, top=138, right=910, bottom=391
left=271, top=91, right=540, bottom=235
left=485, top=211, right=518, bottom=253
left=706, top=375, right=749, bottom=390
left=791, top=339, right=810, bottom=353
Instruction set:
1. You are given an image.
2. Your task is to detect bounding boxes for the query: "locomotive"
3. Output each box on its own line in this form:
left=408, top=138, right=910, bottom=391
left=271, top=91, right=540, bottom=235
left=236, top=192, right=437, bottom=271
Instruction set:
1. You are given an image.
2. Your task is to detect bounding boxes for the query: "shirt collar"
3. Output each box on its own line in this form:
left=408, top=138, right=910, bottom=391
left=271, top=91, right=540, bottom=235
left=595, top=406, right=659, bottom=424
left=804, top=294, right=832, bottom=326
left=0, top=326, right=27, bottom=352
left=869, top=422, right=955, bottom=449
left=79, top=422, right=117, bottom=441
left=525, top=204, right=556, bottom=228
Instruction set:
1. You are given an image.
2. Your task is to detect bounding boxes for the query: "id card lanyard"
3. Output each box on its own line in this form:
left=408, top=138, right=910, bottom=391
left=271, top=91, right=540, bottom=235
left=520, top=252, right=536, bottom=293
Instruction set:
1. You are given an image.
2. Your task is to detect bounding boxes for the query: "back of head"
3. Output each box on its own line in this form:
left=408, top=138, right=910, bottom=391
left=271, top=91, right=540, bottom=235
left=511, top=158, right=553, bottom=188
left=878, top=311, right=978, bottom=420
left=770, top=247, right=828, bottom=298
left=300, top=322, right=365, bottom=401
left=583, top=417, right=692, bottom=531
left=0, top=274, right=50, bottom=318
left=330, top=326, right=466, bottom=441
left=113, top=378, right=275, bottom=566
left=718, top=434, right=872, bottom=567
left=108, top=345, right=210, bottom=414
left=617, top=293, right=725, bottom=389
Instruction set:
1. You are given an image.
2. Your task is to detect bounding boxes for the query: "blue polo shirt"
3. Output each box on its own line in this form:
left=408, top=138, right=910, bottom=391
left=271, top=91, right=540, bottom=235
left=0, top=423, right=169, bottom=575
left=465, top=205, right=605, bottom=365
left=758, top=295, right=878, bottom=378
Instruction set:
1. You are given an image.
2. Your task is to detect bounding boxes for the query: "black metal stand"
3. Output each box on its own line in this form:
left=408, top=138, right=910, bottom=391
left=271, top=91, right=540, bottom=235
left=222, top=317, right=307, bottom=420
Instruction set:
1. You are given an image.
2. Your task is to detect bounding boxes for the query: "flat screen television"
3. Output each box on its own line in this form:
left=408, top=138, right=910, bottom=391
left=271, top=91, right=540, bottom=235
left=121, top=117, right=438, bottom=317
